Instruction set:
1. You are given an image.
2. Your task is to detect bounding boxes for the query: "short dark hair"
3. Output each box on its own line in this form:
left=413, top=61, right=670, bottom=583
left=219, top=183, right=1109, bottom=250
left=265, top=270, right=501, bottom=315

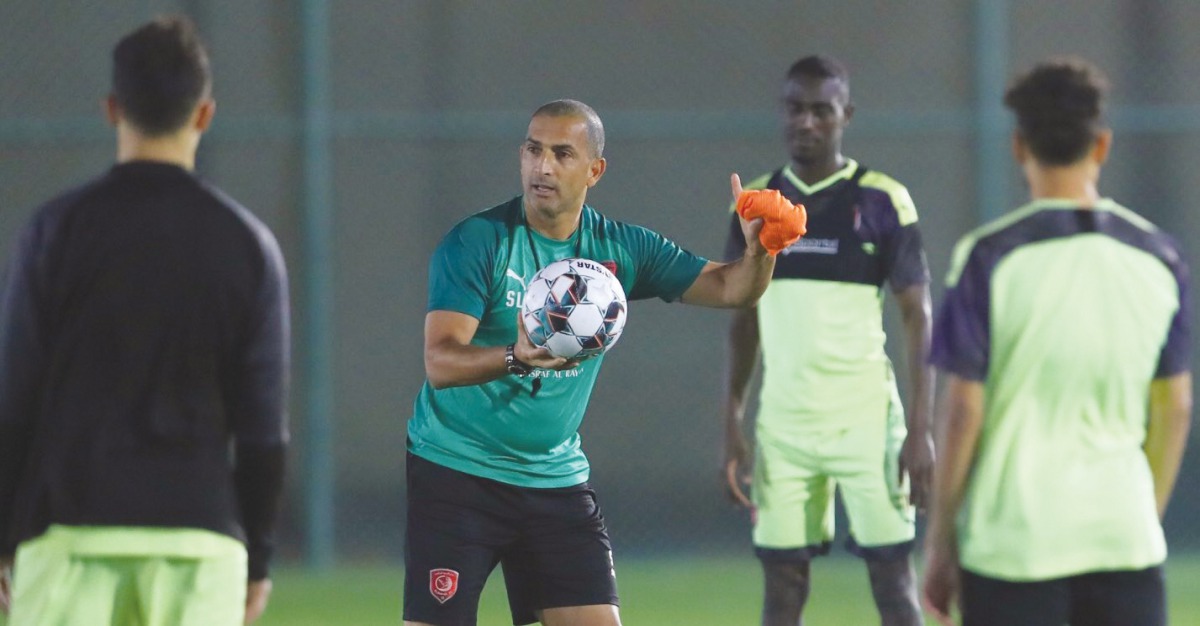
left=112, top=16, right=212, bottom=136
left=532, top=99, right=606, bottom=158
left=786, top=55, right=850, bottom=85
left=1004, top=58, right=1109, bottom=166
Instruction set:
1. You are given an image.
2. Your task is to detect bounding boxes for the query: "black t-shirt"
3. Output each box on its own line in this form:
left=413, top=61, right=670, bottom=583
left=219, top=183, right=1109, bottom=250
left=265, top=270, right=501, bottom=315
left=0, top=161, right=289, bottom=578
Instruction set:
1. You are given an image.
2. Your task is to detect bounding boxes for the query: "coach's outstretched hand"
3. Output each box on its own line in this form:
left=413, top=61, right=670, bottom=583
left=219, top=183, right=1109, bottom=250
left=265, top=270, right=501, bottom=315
left=730, top=174, right=768, bottom=259
left=735, top=185, right=807, bottom=255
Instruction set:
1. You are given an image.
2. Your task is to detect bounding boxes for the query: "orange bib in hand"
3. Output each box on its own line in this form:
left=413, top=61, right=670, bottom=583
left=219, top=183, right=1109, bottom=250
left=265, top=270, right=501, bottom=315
left=735, top=189, right=808, bottom=255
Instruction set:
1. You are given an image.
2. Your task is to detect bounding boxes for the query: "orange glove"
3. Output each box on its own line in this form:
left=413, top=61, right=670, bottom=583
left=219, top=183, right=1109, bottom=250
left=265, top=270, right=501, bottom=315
left=735, top=189, right=808, bottom=255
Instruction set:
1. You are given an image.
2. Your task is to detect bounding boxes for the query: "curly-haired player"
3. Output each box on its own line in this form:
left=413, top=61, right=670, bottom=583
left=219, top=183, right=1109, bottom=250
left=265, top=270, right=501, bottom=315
left=924, top=58, right=1192, bottom=626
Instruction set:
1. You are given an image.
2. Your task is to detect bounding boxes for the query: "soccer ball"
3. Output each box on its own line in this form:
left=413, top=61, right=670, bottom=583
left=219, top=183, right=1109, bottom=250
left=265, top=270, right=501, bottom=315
left=521, top=258, right=628, bottom=360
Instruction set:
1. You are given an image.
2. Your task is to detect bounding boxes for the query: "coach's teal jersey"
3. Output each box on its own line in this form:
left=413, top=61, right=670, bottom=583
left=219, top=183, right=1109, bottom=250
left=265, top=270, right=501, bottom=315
left=725, top=160, right=929, bottom=435
left=931, top=198, right=1191, bottom=580
left=409, top=197, right=708, bottom=487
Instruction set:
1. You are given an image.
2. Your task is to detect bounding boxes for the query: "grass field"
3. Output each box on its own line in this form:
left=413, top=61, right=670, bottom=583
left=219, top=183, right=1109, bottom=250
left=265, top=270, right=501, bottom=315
left=4, top=554, right=1198, bottom=624
left=254, top=553, right=1200, bottom=625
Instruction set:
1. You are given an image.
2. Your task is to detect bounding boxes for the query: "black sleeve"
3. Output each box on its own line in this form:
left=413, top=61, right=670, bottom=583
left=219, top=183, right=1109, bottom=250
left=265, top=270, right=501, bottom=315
left=236, top=441, right=286, bottom=580
left=230, top=230, right=290, bottom=578
left=885, top=223, right=931, bottom=292
left=229, top=231, right=290, bottom=444
left=0, top=219, right=48, bottom=556
left=930, top=248, right=991, bottom=381
left=1156, top=246, right=1191, bottom=378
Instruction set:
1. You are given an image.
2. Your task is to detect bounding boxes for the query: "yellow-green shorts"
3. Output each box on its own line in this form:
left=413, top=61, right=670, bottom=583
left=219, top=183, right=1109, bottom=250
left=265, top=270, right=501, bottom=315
left=752, top=391, right=915, bottom=561
left=9, top=525, right=247, bottom=626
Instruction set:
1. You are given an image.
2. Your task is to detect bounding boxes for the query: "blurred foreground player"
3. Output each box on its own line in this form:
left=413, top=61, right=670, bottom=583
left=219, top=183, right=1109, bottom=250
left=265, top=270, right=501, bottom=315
left=923, top=58, right=1192, bottom=626
left=406, top=98, right=802, bottom=626
left=0, top=16, right=289, bottom=626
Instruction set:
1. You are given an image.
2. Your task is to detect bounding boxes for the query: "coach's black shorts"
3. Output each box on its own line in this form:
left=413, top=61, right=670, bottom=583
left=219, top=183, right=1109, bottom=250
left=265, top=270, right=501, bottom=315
left=403, top=452, right=619, bottom=626
left=960, top=565, right=1165, bottom=626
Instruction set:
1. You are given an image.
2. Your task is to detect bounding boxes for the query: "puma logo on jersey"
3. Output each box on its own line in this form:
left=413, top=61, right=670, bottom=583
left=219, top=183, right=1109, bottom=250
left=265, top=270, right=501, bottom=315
left=505, top=268, right=527, bottom=288
left=505, top=269, right=528, bottom=308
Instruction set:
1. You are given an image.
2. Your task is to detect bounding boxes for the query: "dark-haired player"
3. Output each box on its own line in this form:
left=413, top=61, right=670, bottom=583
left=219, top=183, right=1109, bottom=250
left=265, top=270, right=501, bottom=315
left=0, top=16, right=288, bottom=625
left=722, top=54, right=931, bottom=626
left=923, top=58, right=1191, bottom=626
left=406, top=99, right=786, bottom=626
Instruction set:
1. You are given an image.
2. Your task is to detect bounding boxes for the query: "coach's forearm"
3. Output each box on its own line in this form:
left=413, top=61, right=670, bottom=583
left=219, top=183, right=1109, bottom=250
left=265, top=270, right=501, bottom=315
left=425, top=342, right=509, bottom=389
left=682, top=252, right=775, bottom=308
left=726, top=250, right=776, bottom=306
left=427, top=335, right=571, bottom=388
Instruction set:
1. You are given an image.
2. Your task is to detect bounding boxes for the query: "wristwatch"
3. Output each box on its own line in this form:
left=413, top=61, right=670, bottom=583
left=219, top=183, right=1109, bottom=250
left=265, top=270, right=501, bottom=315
left=505, top=343, right=533, bottom=376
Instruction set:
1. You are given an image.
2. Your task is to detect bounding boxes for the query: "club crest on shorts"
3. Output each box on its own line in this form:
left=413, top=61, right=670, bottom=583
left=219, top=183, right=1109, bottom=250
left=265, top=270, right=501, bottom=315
left=429, top=568, right=459, bottom=604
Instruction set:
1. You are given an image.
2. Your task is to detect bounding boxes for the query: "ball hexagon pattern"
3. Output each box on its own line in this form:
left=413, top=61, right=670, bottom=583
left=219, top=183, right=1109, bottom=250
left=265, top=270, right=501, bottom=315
left=520, top=258, right=628, bottom=360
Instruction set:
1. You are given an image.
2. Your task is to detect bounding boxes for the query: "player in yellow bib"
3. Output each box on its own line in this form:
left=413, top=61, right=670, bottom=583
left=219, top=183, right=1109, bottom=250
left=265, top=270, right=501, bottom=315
left=722, top=55, right=933, bottom=626
left=923, top=58, right=1192, bottom=626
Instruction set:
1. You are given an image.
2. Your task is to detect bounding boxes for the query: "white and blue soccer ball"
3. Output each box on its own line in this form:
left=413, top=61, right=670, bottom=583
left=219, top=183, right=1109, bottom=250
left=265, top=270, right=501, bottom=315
left=521, top=258, right=628, bottom=360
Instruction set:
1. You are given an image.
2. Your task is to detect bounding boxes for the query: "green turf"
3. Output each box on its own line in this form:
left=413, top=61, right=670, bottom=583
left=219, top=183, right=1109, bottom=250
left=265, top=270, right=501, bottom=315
left=258, top=553, right=1200, bottom=625
left=4, top=554, right=1199, bottom=624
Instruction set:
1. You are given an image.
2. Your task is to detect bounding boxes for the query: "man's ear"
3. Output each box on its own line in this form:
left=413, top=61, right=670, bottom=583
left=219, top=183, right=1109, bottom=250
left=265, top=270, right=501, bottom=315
left=193, top=98, right=216, bottom=133
left=587, top=157, right=607, bottom=188
left=104, top=95, right=121, bottom=127
left=1011, top=131, right=1029, bottom=165
left=1091, top=129, right=1112, bottom=166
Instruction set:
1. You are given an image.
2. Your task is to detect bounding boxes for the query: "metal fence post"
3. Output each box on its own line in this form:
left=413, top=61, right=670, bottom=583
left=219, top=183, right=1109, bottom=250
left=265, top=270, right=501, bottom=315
left=300, top=0, right=336, bottom=570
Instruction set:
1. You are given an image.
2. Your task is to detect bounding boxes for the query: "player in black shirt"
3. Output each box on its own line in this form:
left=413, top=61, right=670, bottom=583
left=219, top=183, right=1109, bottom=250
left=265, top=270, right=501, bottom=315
left=0, top=16, right=288, bottom=625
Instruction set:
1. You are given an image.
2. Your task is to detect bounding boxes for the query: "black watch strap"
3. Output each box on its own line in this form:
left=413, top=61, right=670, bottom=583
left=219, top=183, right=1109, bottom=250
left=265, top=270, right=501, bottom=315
left=505, top=343, right=532, bottom=376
